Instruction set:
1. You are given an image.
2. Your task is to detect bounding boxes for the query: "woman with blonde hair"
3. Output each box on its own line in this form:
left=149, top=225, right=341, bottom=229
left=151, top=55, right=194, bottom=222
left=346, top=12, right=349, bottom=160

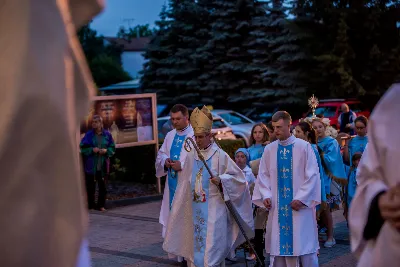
left=311, top=117, right=347, bottom=248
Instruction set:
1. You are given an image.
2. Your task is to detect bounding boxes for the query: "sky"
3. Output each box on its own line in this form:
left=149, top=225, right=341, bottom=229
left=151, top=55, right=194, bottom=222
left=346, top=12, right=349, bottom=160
left=91, top=0, right=166, bottom=37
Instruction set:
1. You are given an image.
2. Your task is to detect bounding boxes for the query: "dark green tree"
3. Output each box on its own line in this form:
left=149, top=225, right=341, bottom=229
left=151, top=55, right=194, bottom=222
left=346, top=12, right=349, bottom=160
left=77, top=23, right=131, bottom=88
left=316, top=13, right=363, bottom=97
left=141, top=0, right=213, bottom=103
left=193, top=0, right=259, bottom=105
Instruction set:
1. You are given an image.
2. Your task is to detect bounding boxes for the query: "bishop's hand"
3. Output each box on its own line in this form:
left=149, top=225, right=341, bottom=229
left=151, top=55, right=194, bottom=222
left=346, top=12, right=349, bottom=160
left=210, top=176, right=221, bottom=186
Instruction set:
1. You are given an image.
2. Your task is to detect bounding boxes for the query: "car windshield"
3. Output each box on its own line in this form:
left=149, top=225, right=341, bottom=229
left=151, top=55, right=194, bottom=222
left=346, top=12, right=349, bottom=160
left=212, top=119, right=227, bottom=129
left=218, top=112, right=252, bottom=125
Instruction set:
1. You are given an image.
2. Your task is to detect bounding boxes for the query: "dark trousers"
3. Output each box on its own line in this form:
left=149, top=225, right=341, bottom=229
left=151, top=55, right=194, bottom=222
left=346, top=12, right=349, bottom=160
left=85, top=171, right=106, bottom=209
left=254, top=229, right=265, bottom=263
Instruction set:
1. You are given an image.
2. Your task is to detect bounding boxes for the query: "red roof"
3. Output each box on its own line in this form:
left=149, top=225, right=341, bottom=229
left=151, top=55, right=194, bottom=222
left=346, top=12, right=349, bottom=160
left=104, top=37, right=150, bottom=52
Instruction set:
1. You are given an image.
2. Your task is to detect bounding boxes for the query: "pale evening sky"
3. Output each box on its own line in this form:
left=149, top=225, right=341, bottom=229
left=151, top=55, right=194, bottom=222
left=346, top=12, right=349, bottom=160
left=91, top=0, right=166, bottom=37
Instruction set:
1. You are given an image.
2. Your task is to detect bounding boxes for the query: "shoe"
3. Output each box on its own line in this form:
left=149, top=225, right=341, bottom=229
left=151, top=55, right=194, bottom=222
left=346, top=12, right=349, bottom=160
left=180, top=260, right=188, bottom=267
left=226, top=257, right=238, bottom=262
left=99, top=207, right=106, bottom=212
left=319, top=227, right=327, bottom=235
left=253, top=262, right=265, bottom=267
left=246, top=254, right=256, bottom=261
left=324, top=238, right=336, bottom=248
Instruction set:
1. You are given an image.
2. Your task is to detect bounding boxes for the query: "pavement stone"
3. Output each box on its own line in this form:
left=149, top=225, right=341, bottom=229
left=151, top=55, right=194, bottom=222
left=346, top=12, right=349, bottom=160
left=89, top=201, right=357, bottom=267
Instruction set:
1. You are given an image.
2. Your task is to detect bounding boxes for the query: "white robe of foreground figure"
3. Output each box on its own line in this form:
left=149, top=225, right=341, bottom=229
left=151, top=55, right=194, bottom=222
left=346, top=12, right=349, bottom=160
left=0, top=1, right=103, bottom=266
left=163, top=106, right=254, bottom=267
left=253, top=134, right=321, bottom=267
left=349, top=84, right=400, bottom=267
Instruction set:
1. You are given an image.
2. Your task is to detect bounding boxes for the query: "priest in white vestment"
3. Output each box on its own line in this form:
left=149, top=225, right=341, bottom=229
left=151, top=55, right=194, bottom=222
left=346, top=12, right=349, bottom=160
left=0, top=0, right=103, bottom=266
left=349, top=84, right=400, bottom=267
left=163, top=106, right=254, bottom=267
left=253, top=111, right=321, bottom=267
left=156, top=105, right=194, bottom=236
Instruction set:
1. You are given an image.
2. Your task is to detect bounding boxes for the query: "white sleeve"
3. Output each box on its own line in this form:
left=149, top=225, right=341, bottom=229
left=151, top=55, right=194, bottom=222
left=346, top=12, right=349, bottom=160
left=155, top=133, right=170, bottom=178
left=252, top=146, right=272, bottom=207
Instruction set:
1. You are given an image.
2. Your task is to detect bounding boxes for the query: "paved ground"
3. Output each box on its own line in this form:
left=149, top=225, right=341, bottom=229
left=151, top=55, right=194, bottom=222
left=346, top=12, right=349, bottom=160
left=88, top=201, right=357, bottom=267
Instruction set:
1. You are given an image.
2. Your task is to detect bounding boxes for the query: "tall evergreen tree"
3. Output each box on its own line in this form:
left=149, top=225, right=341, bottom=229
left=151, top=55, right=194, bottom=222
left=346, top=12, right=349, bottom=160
left=270, top=4, right=311, bottom=103
left=192, top=0, right=260, bottom=106
left=141, top=0, right=212, bottom=103
left=140, top=4, right=174, bottom=100
left=316, top=13, right=363, bottom=97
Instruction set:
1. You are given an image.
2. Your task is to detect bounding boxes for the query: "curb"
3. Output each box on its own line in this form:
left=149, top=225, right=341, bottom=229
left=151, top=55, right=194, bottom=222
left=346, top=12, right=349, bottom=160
left=105, top=194, right=163, bottom=209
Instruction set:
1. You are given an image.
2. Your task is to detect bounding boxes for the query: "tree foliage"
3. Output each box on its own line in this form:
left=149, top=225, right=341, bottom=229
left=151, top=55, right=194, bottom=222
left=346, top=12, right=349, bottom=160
left=77, top=23, right=131, bottom=88
left=140, top=0, right=400, bottom=110
left=117, top=24, right=155, bottom=39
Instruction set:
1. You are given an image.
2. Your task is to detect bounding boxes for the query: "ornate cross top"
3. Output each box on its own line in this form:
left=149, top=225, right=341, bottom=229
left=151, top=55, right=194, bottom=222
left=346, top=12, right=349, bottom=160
left=282, top=242, right=292, bottom=254
left=281, top=205, right=290, bottom=217
left=308, top=94, right=319, bottom=118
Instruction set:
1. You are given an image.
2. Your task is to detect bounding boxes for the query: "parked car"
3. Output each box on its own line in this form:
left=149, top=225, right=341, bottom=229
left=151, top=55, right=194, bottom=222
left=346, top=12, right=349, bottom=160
left=292, top=99, right=371, bottom=129
left=211, top=110, right=255, bottom=147
left=157, top=114, right=236, bottom=143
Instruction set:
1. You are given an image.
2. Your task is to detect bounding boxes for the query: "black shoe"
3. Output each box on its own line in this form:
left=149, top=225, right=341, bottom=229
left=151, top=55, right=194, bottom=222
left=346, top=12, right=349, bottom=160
left=253, top=262, right=265, bottom=267
left=180, top=260, right=188, bottom=267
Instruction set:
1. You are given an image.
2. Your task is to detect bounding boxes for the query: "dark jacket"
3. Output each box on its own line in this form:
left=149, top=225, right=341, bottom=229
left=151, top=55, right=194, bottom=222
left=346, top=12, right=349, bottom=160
left=80, top=129, right=115, bottom=175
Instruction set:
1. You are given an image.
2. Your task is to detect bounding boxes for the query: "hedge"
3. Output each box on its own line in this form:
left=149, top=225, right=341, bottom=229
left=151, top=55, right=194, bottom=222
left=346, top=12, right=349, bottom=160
left=110, top=139, right=246, bottom=184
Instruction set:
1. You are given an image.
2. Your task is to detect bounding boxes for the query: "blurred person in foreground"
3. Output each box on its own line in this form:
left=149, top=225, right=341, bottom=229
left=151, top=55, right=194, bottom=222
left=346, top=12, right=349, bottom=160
left=349, top=84, right=400, bottom=266
left=0, top=0, right=103, bottom=266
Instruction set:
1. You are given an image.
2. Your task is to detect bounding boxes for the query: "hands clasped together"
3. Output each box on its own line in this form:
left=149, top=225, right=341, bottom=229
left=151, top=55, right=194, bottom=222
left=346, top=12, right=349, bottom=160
left=165, top=158, right=182, bottom=172
left=263, top=198, right=306, bottom=211
left=93, top=147, right=107, bottom=155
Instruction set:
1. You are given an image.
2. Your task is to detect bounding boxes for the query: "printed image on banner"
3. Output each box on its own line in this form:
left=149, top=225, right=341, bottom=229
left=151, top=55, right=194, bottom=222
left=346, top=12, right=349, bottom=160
left=80, top=97, right=154, bottom=145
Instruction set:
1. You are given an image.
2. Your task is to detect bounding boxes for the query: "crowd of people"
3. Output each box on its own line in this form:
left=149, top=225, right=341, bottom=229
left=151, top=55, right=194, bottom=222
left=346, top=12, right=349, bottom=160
left=156, top=102, right=369, bottom=267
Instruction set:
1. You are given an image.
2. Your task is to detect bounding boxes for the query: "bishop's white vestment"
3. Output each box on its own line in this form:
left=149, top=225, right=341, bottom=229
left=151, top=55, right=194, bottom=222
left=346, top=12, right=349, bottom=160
left=156, top=125, right=194, bottom=238
left=163, top=143, right=254, bottom=267
left=349, top=84, right=400, bottom=267
left=253, top=136, right=321, bottom=266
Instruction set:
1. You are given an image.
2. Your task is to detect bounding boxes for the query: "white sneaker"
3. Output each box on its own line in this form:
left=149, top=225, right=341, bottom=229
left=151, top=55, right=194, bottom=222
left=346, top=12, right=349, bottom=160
left=324, top=238, right=336, bottom=248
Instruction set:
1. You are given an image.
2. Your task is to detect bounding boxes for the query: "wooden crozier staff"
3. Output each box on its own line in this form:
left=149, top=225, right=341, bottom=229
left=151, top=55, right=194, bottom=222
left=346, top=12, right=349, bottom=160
left=184, top=136, right=263, bottom=266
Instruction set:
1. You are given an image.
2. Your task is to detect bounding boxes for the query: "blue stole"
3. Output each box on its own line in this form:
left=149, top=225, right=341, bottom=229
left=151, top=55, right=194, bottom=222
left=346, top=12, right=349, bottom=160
left=247, top=144, right=265, bottom=161
left=349, top=136, right=368, bottom=162
left=277, top=144, right=294, bottom=255
left=168, top=133, right=187, bottom=209
left=191, top=157, right=211, bottom=267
